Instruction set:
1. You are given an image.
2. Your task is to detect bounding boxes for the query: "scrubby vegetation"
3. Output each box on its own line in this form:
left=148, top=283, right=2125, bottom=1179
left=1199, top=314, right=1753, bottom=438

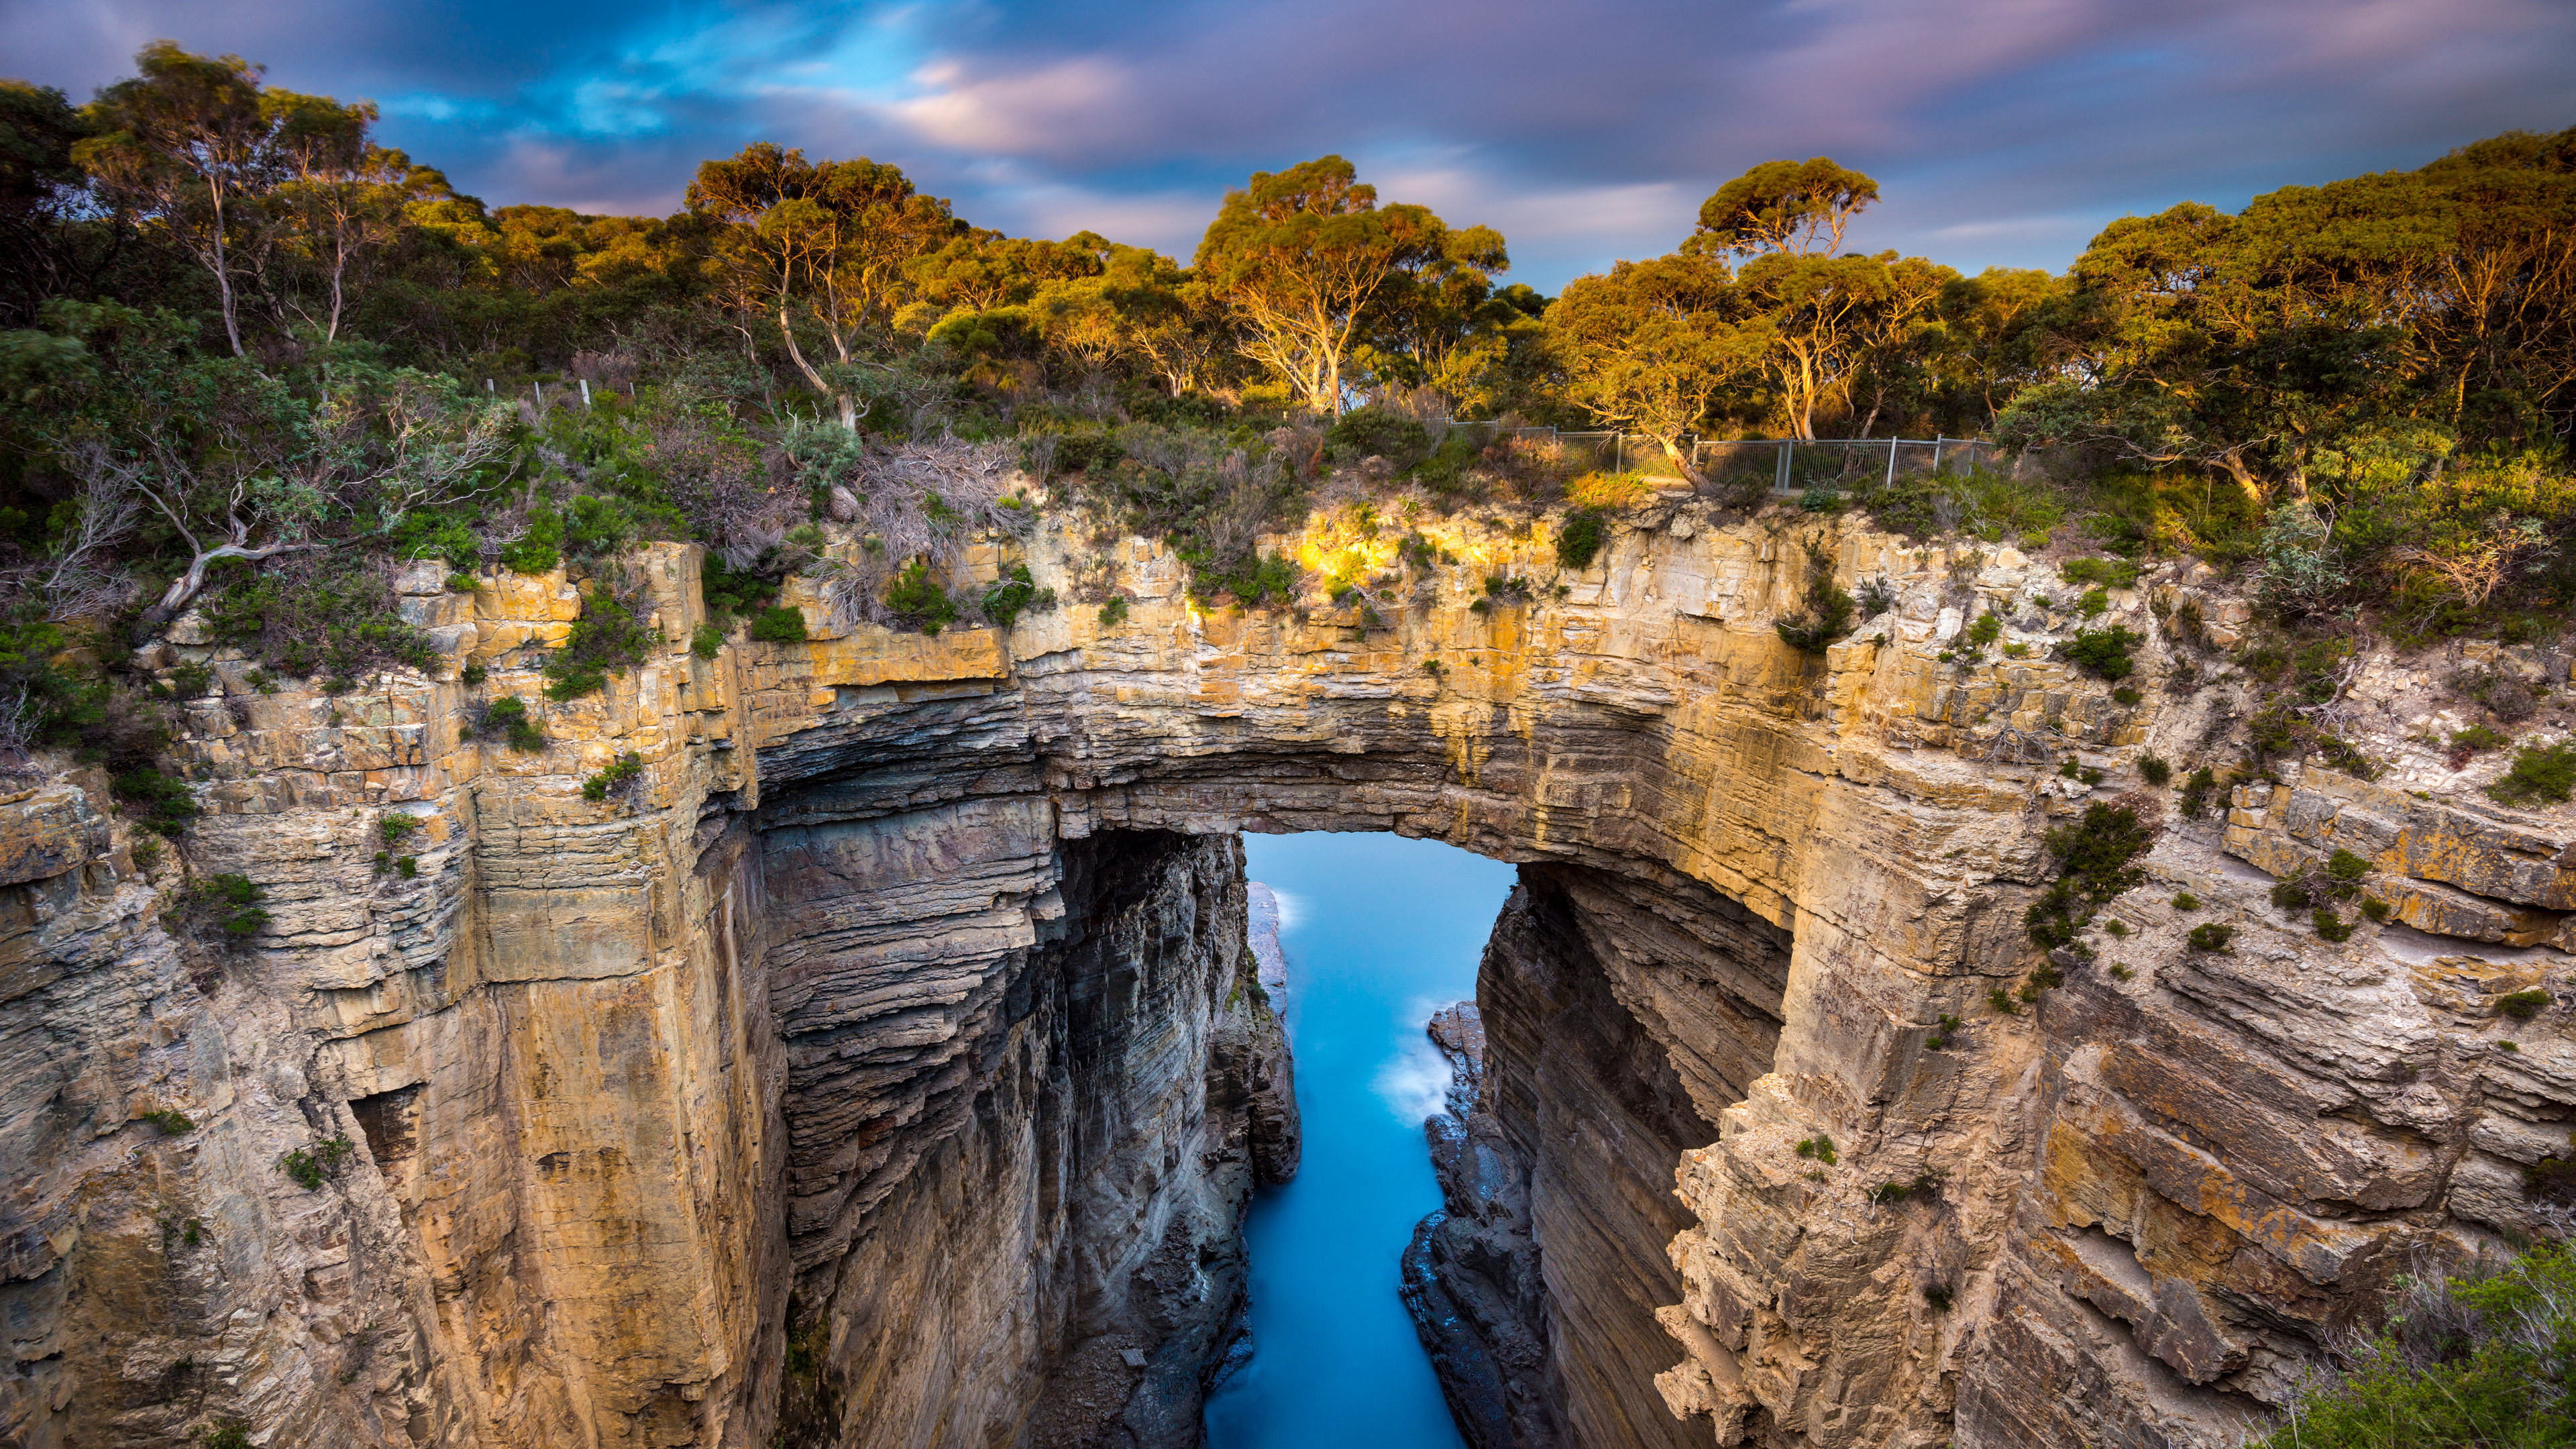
left=2024, top=802, right=2156, bottom=949
left=2251, top=1240, right=2576, bottom=1449
left=0, top=40, right=2565, bottom=836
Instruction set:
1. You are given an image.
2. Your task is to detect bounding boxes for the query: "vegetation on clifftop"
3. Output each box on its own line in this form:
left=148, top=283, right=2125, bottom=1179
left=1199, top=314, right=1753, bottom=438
left=0, top=41, right=2569, bottom=841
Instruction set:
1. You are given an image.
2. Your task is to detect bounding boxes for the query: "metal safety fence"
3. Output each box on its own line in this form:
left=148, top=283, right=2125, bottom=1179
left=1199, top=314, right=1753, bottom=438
left=1411, top=419, right=1992, bottom=493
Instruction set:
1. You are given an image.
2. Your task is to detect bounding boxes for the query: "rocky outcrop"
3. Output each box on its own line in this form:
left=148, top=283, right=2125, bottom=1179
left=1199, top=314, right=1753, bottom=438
left=3, top=488, right=2571, bottom=1449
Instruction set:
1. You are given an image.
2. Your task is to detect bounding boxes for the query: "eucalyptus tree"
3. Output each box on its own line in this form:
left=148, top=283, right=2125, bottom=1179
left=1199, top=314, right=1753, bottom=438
left=1547, top=250, right=1761, bottom=476
left=1195, top=156, right=1484, bottom=415
left=688, top=144, right=960, bottom=427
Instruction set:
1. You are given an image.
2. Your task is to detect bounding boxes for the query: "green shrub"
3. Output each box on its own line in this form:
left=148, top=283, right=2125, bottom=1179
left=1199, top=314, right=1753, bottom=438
left=142, top=1108, right=195, bottom=1135
left=882, top=560, right=957, bottom=634
left=2247, top=1242, right=2576, bottom=1449
left=690, top=623, right=723, bottom=659
left=2361, top=897, right=2393, bottom=922
left=1097, top=596, right=1130, bottom=629
left=2059, top=557, right=2140, bottom=590
left=2179, top=766, right=2226, bottom=819
left=2064, top=625, right=2143, bottom=681
left=2025, top=804, right=2155, bottom=947
left=201, top=561, right=442, bottom=681
left=500, top=505, right=564, bottom=574
left=1791, top=1134, right=1837, bottom=1165
left=1966, top=611, right=2003, bottom=648
left=2187, top=923, right=2233, bottom=952
left=2327, top=848, right=2373, bottom=884
left=277, top=1135, right=355, bottom=1190
left=2076, top=586, right=2112, bottom=617
left=2171, top=892, right=2200, bottom=911
left=2137, top=754, right=2172, bottom=786
left=2451, top=722, right=2509, bottom=754
left=1988, top=987, right=2019, bottom=1015
left=197, top=1419, right=253, bottom=1449
left=701, top=553, right=782, bottom=619
left=460, top=662, right=488, bottom=686
left=2272, top=880, right=2314, bottom=910
left=980, top=564, right=1055, bottom=627
left=201, top=875, right=267, bottom=936
left=113, top=767, right=199, bottom=837
left=1556, top=508, right=1609, bottom=570
left=545, top=588, right=658, bottom=700
left=1923, top=1013, right=1963, bottom=1051
left=470, top=697, right=544, bottom=753
left=2314, top=908, right=2354, bottom=942
left=1775, top=538, right=1856, bottom=655
left=582, top=751, right=645, bottom=804
left=1326, top=406, right=1431, bottom=466
left=380, top=814, right=422, bottom=848
left=1185, top=549, right=1299, bottom=608
left=2487, top=741, right=2576, bottom=806
left=2498, top=989, right=2551, bottom=1020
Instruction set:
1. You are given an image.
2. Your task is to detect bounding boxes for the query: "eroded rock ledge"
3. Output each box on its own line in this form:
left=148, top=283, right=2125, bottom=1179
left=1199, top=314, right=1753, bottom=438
left=3, top=495, right=2570, bottom=1449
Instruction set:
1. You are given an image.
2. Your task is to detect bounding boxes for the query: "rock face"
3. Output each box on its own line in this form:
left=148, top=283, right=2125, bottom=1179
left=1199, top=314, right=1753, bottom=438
left=3, top=498, right=2571, bottom=1449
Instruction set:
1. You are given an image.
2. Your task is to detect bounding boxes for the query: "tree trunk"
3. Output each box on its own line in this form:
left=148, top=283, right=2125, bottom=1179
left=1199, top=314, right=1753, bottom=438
left=209, top=176, right=245, bottom=358
left=134, top=539, right=321, bottom=642
left=1660, top=433, right=1705, bottom=486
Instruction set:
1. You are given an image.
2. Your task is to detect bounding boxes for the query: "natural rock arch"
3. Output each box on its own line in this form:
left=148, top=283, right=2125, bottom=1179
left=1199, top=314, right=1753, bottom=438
left=8, top=507, right=2564, bottom=1449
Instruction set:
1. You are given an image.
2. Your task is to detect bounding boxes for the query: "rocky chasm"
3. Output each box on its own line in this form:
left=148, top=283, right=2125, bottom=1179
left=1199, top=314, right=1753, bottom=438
left=5, top=493, right=2573, bottom=1449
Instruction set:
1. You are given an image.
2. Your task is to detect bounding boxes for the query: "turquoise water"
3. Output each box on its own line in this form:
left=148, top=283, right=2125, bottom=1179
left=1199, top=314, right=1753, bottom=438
left=1203, top=833, right=1517, bottom=1449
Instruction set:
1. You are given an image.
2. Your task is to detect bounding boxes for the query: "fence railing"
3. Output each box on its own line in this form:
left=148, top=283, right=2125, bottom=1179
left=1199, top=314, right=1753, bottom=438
left=1411, top=418, right=1992, bottom=492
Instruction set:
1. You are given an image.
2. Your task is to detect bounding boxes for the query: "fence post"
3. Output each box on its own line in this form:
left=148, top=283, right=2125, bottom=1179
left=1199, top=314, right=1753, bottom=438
left=1885, top=437, right=1898, bottom=488
left=1775, top=441, right=1791, bottom=492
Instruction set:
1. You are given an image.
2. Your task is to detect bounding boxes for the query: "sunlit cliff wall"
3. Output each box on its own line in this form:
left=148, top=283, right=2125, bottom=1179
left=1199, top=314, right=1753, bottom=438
left=4, top=489, right=2569, bottom=1449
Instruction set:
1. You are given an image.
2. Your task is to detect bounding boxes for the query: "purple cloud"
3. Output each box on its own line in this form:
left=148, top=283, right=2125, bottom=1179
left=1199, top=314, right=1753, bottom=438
left=7, top=0, right=2570, bottom=288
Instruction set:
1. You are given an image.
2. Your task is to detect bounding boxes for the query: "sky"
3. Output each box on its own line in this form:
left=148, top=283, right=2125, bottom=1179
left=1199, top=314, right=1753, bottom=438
left=7, top=0, right=2572, bottom=293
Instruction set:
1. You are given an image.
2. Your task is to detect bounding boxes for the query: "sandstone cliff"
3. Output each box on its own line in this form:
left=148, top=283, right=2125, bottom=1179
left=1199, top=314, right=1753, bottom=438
left=2, top=484, right=2569, bottom=1449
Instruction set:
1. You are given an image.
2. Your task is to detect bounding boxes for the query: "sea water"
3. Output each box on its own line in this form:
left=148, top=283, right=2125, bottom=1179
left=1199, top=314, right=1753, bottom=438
left=1202, top=833, right=1517, bottom=1448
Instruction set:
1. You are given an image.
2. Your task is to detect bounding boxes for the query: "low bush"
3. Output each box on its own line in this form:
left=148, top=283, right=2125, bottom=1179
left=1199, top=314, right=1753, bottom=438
left=2065, top=625, right=2144, bottom=681
left=2247, top=1241, right=2576, bottom=1449
left=114, top=767, right=199, bottom=837
left=2487, top=741, right=2576, bottom=806
left=581, top=751, right=644, bottom=804
left=1775, top=538, right=1856, bottom=655
left=2314, top=908, right=2355, bottom=942
left=277, top=1136, right=356, bottom=1190
left=1556, top=508, right=1609, bottom=570
left=2498, top=988, right=2552, bottom=1020
left=2059, top=557, right=2141, bottom=590
left=2138, top=754, right=2172, bottom=787
left=1791, top=1134, right=1837, bottom=1165
left=2024, top=803, right=2155, bottom=948
left=2187, top=922, right=2233, bottom=952
left=979, top=564, right=1055, bottom=627
left=690, top=623, right=723, bottom=659
left=750, top=604, right=812, bottom=643
left=545, top=587, right=659, bottom=700
left=883, top=563, right=955, bottom=634
left=171, top=873, right=270, bottom=948
left=469, top=697, right=545, bottom=753
left=1097, top=596, right=1130, bottom=629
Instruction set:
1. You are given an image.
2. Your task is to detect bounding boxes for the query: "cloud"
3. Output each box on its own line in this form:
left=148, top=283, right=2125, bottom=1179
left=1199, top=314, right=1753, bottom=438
left=7, top=0, right=2571, bottom=288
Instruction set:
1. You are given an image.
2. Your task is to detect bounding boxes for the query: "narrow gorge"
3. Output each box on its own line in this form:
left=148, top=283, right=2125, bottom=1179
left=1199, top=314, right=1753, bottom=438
left=6, top=486, right=2573, bottom=1449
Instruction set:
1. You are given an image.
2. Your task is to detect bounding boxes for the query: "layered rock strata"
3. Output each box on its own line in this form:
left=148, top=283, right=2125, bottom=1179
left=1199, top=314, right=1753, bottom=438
left=2, top=488, right=2571, bottom=1449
